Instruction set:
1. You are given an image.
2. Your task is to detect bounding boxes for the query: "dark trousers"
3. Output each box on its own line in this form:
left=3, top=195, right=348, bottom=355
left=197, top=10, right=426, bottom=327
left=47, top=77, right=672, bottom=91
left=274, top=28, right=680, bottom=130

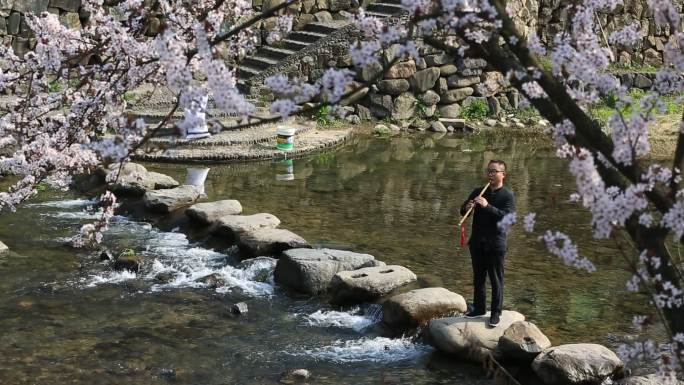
left=469, top=242, right=505, bottom=315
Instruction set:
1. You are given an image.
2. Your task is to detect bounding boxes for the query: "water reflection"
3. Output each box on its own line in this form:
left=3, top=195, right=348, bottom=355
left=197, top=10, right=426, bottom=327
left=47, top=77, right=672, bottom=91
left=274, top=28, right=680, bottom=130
left=147, top=132, right=646, bottom=346
left=0, top=132, right=653, bottom=385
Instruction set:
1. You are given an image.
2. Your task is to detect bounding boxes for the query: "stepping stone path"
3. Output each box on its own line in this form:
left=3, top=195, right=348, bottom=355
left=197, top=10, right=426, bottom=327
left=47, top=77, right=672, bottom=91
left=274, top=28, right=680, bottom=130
left=382, top=287, right=467, bottom=332
left=531, top=344, right=624, bottom=385
left=425, top=310, right=525, bottom=362
left=186, top=200, right=243, bottom=225
left=143, top=185, right=201, bottom=213
left=274, top=248, right=382, bottom=295
left=329, top=265, right=417, bottom=304
left=95, top=163, right=629, bottom=384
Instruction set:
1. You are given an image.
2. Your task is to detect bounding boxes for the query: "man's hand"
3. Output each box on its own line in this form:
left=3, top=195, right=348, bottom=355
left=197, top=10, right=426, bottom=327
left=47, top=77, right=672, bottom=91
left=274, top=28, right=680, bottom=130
left=474, top=196, right=489, bottom=208
left=465, top=200, right=475, bottom=211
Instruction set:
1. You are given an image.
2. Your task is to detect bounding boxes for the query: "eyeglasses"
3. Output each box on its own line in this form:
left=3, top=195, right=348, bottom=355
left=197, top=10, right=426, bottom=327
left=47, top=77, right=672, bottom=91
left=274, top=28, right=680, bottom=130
left=486, top=169, right=505, bottom=174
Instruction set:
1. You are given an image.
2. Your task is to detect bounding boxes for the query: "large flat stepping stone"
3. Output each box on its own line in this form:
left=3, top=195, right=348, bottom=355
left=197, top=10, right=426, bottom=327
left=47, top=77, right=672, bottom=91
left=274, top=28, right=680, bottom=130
left=143, top=185, right=200, bottom=213
left=497, top=320, right=551, bottom=362
left=215, top=213, right=280, bottom=240
left=186, top=200, right=243, bottom=225
left=329, top=265, right=417, bottom=304
left=382, top=287, right=467, bottom=332
left=425, top=310, right=525, bottom=362
left=274, top=248, right=382, bottom=295
left=532, top=344, right=624, bottom=385
left=106, top=163, right=179, bottom=196
left=238, top=228, right=310, bottom=258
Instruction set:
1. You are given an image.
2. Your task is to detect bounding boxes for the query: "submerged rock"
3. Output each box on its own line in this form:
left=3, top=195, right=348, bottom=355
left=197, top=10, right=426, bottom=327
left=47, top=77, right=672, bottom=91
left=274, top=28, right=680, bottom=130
left=143, top=185, right=200, bottom=213
left=113, top=253, right=142, bottom=272
left=231, top=302, right=248, bottom=315
left=280, top=368, right=311, bottom=384
left=215, top=213, right=281, bottom=241
left=238, top=228, right=310, bottom=258
left=237, top=257, right=277, bottom=282
left=424, top=310, right=525, bottom=362
left=274, top=248, right=382, bottom=295
left=329, top=265, right=417, bottom=304
left=531, top=343, right=624, bottom=385
left=382, top=287, right=467, bottom=332
left=185, top=200, right=243, bottom=225
left=196, top=273, right=227, bottom=288
left=153, top=271, right=179, bottom=284
left=497, top=321, right=551, bottom=362
left=99, top=250, right=114, bottom=261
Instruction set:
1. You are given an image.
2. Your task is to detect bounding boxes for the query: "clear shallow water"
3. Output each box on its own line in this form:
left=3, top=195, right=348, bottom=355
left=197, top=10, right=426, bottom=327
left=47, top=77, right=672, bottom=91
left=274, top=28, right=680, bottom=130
left=0, top=132, right=648, bottom=384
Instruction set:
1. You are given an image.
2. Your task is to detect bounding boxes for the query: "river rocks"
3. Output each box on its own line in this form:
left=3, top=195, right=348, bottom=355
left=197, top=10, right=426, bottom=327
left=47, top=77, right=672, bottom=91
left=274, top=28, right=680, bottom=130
left=113, top=252, right=142, bottom=272
left=237, top=256, right=277, bottom=282
left=0, top=240, right=8, bottom=254
left=196, top=273, right=227, bottom=288
left=231, top=302, right=248, bottom=315
left=215, top=213, right=281, bottom=240
left=617, top=374, right=684, bottom=385
left=143, top=185, right=200, bottom=213
left=531, top=344, right=624, bottom=385
left=281, top=368, right=311, bottom=384
left=185, top=200, right=243, bottom=225
left=238, top=228, right=310, bottom=258
left=497, top=321, right=551, bottom=362
left=409, top=67, right=440, bottom=93
left=329, top=265, right=417, bottom=304
left=382, top=287, right=467, bottom=332
left=274, top=248, right=381, bottom=295
left=425, top=311, right=525, bottom=362
left=50, top=0, right=81, bottom=12
left=13, top=0, right=49, bottom=14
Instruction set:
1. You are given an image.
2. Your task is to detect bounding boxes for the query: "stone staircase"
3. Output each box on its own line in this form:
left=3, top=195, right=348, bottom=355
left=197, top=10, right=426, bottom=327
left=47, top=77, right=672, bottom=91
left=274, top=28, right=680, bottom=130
left=235, top=1, right=407, bottom=93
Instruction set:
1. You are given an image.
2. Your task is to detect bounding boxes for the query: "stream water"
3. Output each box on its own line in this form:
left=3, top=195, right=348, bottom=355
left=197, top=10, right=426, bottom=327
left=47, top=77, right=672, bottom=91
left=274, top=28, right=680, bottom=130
left=0, top=132, right=650, bottom=384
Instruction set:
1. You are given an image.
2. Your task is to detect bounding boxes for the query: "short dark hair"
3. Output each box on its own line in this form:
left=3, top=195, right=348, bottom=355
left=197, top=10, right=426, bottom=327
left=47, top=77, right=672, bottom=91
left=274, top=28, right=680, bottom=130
left=488, top=160, right=507, bottom=171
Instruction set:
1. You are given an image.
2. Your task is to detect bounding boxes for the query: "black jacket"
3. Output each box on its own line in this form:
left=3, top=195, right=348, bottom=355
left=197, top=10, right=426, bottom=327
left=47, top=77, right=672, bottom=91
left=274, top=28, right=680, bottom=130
left=460, top=186, right=515, bottom=251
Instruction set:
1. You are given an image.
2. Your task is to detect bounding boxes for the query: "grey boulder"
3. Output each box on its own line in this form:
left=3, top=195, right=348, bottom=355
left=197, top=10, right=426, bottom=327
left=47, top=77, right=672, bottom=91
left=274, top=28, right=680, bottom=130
left=382, top=287, right=467, bottom=332
left=238, top=228, right=310, bottom=258
left=215, top=213, right=281, bottom=241
left=274, top=248, right=381, bottom=295
left=107, top=163, right=179, bottom=195
left=186, top=200, right=243, bottom=225
left=497, top=321, right=551, bottom=362
left=143, top=185, right=200, bottom=213
left=425, top=311, right=525, bottom=362
left=329, top=265, right=417, bottom=304
left=532, top=343, right=624, bottom=385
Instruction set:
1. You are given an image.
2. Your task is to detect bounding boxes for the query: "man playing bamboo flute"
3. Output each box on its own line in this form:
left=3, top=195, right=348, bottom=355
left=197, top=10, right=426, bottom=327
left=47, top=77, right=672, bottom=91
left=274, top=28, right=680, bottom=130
left=460, top=160, right=515, bottom=327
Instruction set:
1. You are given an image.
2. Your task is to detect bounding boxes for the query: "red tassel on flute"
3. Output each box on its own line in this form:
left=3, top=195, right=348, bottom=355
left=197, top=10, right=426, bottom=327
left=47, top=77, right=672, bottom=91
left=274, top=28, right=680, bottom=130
left=460, top=223, right=466, bottom=247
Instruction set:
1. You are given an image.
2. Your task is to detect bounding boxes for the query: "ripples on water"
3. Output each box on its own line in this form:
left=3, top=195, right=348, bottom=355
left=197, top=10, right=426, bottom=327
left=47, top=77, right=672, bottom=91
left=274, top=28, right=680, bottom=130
left=20, top=197, right=436, bottom=382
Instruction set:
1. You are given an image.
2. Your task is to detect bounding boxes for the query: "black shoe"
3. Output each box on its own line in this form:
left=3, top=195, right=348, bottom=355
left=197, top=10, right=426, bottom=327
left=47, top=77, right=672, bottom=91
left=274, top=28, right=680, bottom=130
left=489, top=313, right=500, bottom=327
left=464, top=309, right=486, bottom=318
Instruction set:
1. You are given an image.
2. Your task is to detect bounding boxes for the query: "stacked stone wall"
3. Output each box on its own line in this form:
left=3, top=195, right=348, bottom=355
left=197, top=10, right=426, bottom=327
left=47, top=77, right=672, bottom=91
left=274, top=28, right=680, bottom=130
left=538, top=0, right=684, bottom=67
left=0, top=0, right=85, bottom=57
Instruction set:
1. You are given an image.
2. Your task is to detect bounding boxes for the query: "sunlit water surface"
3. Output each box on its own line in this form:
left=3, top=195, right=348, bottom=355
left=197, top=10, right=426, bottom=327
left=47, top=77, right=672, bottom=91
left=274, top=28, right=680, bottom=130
left=0, top=132, right=649, bottom=384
